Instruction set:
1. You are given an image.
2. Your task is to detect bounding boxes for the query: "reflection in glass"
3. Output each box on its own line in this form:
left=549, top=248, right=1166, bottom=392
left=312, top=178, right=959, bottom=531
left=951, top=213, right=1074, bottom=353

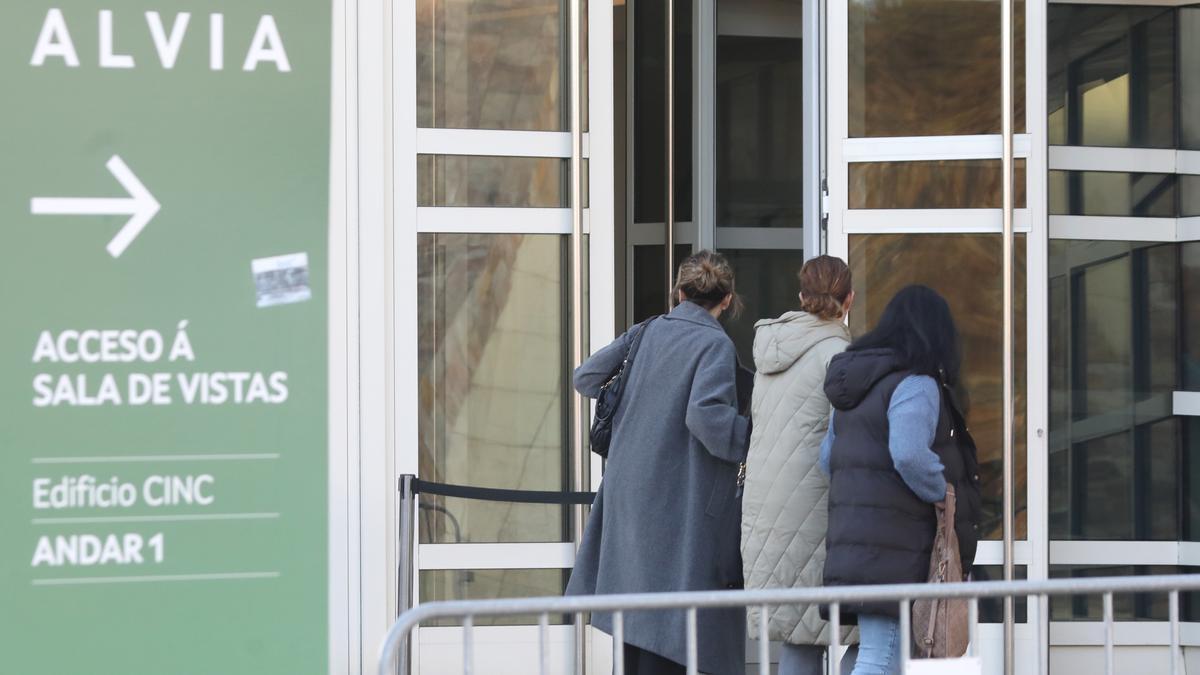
left=849, top=160, right=1027, bottom=209
left=848, top=234, right=1028, bottom=539
left=1185, top=244, right=1200, bottom=390
left=1184, top=176, right=1200, bottom=218
left=418, top=155, right=573, bottom=207
left=719, top=249, right=806, bottom=368
left=1050, top=566, right=1200, bottom=621
left=1048, top=6, right=1176, bottom=148
left=417, top=0, right=568, bottom=131
left=849, top=0, right=1026, bottom=137
left=971, top=566, right=1028, bottom=623
left=633, top=0, right=692, bottom=223
left=417, top=234, right=570, bottom=543
left=715, top=36, right=803, bottom=228
left=1047, top=240, right=1197, bottom=541
left=420, top=569, right=570, bottom=625
left=1049, top=171, right=1179, bottom=218
left=1184, top=8, right=1200, bottom=150
left=631, top=244, right=693, bottom=324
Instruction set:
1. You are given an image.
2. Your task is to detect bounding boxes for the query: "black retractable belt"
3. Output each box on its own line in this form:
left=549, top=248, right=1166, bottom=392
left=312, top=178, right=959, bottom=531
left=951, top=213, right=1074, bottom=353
left=407, top=478, right=596, bottom=505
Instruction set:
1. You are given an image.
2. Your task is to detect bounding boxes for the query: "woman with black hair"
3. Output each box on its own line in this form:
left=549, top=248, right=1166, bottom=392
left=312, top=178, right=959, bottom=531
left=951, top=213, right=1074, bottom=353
left=818, top=285, right=982, bottom=675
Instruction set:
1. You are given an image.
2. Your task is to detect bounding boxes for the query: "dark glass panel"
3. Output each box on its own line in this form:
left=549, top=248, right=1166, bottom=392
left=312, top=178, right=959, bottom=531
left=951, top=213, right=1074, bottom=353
left=633, top=0, right=692, bottom=223
left=418, top=155, right=570, bottom=208
left=417, top=234, right=570, bottom=544
left=1189, top=418, right=1200, bottom=541
left=631, top=244, right=693, bottom=324
left=1049, top=566, right=1200, bottom=621
left=1047, top=241, right=1187, bottom=541
left=971, top=566, right=1028, bottom=623
left=1183, top=176, right=1200, bottom=218
left=1048, top=6, right=1176, bottom=148
left=1183, top=8, right=1200, bottom=150
left=719, top=249, right=806, bottom=368
left=1184, top=243, right=1200, bottom=390
left=848, top=234, right=1028, bottom=539
left=1079, top=255, right=1133, bottom=420
left=1072, top=432, right=1135, bottom=539
left=715, top=35, right=804, bottom=228
left=849, top=160, right=1027, bottom=209
left=417, top=0, right=569, bottom=131
left=1145, top=420, right=1181, bottom=541
left=849, top=0, right=1026, bottom=137
left=420, top=569, right=571, bottom=625
left=1049, top=171, right=1179, bottom=218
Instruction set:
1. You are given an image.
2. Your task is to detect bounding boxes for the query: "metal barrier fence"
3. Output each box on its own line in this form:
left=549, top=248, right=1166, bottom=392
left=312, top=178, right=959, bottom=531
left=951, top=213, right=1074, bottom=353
left=380, top=573, right=1200, bottom=675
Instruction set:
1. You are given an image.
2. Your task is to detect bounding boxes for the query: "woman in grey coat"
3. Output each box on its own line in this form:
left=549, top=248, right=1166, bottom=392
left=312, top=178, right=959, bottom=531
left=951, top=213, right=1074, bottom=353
left=740, top=255, right=857, bottom=675
left=567, top=250, right=751, bottom=675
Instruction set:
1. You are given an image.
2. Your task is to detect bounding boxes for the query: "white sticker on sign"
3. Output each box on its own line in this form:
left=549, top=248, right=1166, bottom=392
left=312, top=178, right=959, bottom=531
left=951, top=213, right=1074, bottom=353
left=252, top=252, right=311, bottom=308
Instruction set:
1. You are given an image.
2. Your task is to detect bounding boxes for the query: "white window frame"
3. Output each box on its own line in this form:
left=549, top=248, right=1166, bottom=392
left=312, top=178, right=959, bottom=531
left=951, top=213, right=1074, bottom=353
left=1048, top=148, right=1200, bottom=243
left=392, top=0, right=616, bottom=671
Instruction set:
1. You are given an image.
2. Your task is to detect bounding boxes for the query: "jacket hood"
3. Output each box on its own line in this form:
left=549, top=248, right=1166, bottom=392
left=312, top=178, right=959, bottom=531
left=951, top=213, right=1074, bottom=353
left=752, top=311, right=851, bottom=375
left=823, top=348, right=906, bottom=410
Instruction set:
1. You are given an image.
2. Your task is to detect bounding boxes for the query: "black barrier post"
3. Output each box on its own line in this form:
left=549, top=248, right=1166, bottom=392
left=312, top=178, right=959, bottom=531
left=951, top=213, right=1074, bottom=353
left=396, top=474, right=417, bottom=675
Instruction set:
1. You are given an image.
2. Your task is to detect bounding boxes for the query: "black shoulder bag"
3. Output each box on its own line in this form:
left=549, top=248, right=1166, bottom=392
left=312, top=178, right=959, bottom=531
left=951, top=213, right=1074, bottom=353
left=590, top=316, right=658, bottom=458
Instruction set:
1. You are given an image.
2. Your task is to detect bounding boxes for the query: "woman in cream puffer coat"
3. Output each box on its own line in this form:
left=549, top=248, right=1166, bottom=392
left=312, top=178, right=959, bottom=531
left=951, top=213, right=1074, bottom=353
left=740, top=255, right=856, bottom=675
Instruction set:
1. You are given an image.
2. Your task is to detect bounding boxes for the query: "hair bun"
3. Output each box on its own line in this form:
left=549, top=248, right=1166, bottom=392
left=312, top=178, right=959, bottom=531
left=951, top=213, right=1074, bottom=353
left=672, top=250, right=742, bottom=316
left=798, top=255, right=852, bottom=321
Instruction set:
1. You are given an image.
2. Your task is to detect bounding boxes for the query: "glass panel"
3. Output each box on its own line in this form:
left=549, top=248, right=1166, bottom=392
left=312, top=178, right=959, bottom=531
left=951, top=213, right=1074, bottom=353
left=715, top=35, right=803, bottom=228
left=1184, top=8, right=1200, bottom=150
left=1048, top=6, right=1176, bottom=148
left=848, top=234, right=1028, bottom=539
left=420, top=569, right=570, bottom=625
left=417, top=0, right=568, bottom=131
left=1048, top=240, right=1187, bottom=541
left=848, top=0, right=1026, bottom=137
left=1079, top=255, right=1133, bottom=420
left=1142, top=244, right=1179, bottom=400
left=1190, top=418, right=1200, bottom=541
left=1049, top=171, right=1179, bottom=218
left=631, top=244, right=693, bottom=324
left=1145, top=419, right=1180, bottom=540
left=633, top=0, right=692, bottom=223
left=849, top=160, right=1027, bottom=209
left=417, top=234, right=571, bottom=544
left=971, top=565, right=1028, bottom=622
left=1049, top=566, right=1200, bottom=621
left=1185, top=243, right=1200, bottom=390
left=719, top=249, right=806, bottom=368
left=1070, top=432, right=1135, bottom=539
left=418, top=155, right=571, bottom=207
left=1183, top=176, right=1200, bottom=218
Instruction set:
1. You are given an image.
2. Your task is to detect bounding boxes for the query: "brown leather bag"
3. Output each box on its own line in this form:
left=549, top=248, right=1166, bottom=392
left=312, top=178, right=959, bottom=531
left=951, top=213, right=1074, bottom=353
left=912, top=484, right=969, bottom=658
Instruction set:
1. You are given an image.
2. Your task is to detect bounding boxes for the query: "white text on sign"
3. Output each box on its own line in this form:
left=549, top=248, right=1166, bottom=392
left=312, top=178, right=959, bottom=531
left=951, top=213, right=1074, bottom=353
left=30, top=9, right=291, bottom=71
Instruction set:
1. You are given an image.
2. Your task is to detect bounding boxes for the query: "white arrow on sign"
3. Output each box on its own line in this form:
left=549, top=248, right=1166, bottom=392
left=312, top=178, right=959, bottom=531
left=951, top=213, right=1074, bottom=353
left=30, top=155, right=161, bottom=258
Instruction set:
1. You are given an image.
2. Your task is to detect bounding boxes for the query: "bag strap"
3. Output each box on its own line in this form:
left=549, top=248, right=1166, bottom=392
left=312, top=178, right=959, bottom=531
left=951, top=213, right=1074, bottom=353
left=624, top=316, right=658, bottom=367
left=944, top=484, right=957, bottom=525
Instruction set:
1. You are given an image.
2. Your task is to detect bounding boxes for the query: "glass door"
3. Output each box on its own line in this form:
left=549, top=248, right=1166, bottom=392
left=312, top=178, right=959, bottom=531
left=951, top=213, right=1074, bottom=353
left=620, top=0, right=819, bottom=368
left=615, top=0, right=819, bottom=669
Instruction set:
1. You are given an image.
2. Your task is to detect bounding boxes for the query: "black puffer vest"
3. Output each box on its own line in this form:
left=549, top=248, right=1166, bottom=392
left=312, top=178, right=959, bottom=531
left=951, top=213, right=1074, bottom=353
left=821, top=348, right=981, bottom=621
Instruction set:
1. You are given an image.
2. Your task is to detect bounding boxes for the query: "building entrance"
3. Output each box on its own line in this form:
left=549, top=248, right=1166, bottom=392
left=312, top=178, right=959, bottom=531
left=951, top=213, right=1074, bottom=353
left=616, top=0, right=820, bottom=365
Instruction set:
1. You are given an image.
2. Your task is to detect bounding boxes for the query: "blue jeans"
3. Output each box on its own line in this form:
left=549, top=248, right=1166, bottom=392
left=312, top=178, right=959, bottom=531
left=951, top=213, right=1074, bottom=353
left=851, top=614, right=902, bottom=675
left=779, top=643, right=859, bottom=675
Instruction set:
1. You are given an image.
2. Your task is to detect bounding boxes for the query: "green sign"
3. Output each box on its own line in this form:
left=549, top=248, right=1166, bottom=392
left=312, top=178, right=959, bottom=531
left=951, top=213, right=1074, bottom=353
left=1, top=2, right=331, bottom=672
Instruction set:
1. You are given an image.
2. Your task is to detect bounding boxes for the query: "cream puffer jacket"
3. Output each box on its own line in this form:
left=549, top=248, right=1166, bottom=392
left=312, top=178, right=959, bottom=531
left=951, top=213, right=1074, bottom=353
left=740, top=310, right=856, bottom=645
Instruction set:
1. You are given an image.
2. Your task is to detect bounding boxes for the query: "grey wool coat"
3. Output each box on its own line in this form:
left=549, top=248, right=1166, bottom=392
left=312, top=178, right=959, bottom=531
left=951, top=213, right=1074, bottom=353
left=740, top=311, right=857, bottom=646
left=566, top=301, right=752, bottom=675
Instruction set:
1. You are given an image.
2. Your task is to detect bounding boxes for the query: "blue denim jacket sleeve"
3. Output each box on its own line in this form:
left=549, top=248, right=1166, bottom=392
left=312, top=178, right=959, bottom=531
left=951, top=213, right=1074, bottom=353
left=887, top=375, right=947, bottom=503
